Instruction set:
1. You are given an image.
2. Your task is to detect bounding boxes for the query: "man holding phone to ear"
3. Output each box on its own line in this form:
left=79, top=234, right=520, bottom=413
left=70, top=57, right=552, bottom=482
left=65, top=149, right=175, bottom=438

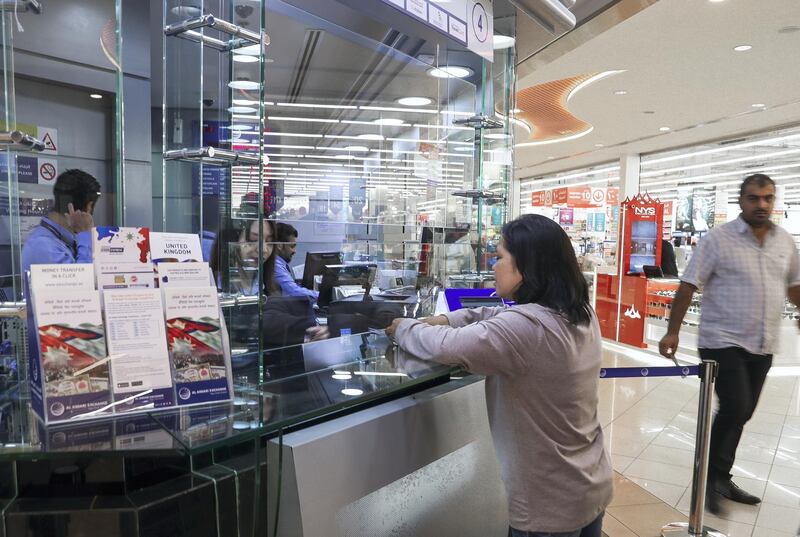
left=22, top=169, right=100, bottom=270
left=659, top=174, right=800, bottom=514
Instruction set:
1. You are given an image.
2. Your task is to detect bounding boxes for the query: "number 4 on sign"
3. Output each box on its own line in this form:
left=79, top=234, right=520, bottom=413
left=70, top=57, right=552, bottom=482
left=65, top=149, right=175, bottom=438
left=477, top=15, right=483, bottom=31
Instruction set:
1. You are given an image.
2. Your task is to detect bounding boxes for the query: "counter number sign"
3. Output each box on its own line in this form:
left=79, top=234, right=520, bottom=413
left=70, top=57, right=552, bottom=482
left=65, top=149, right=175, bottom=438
left=472, top=2, right=489, bottom=43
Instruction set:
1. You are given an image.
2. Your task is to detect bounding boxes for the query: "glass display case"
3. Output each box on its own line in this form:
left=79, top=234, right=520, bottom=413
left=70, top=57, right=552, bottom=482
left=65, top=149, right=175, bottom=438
left=0, top=0, right=519, bottom=534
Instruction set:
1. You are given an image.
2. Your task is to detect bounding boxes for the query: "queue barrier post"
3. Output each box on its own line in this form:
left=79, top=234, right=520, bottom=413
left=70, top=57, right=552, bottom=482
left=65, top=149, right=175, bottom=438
left=660, top=359, right=725, bottom=537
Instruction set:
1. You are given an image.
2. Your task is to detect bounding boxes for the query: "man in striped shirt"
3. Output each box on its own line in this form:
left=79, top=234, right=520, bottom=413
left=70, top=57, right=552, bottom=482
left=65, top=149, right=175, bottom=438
left=660, top=174, right=800, bottom=514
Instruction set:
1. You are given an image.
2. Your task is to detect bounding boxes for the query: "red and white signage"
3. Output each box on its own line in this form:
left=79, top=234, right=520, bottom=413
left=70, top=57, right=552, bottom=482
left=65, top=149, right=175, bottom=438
left=531, top=186, right=620, bottom=208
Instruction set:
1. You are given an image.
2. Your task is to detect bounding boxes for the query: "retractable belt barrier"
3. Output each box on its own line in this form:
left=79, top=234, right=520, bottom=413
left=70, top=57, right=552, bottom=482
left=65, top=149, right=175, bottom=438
left=599, top=360, right=723, bottom=537
left=599, top=365, right=700, bottom=379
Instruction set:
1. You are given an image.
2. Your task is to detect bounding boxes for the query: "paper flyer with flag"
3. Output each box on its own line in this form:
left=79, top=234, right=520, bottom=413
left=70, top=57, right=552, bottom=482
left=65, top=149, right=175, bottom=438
left=32, top=289, right=111, bottom=422
left=163, top=287, right=231, bottom=405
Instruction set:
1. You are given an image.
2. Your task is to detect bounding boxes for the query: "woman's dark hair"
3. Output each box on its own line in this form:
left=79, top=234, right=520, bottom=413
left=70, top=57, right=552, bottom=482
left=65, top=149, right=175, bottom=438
left=501, top=214, right=592, bottom=325
left=209, top=218, right=279, bottom=295
left=53, top=169, right=101, bottom=213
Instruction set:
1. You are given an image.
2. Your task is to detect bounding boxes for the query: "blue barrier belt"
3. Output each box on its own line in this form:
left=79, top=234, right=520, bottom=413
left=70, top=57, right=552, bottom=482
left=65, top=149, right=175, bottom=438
left=600, top=365, right=701, bottom=379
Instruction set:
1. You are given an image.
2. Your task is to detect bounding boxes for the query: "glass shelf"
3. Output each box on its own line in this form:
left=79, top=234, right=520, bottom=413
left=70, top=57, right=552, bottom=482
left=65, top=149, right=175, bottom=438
left=0, top=333, right=453, bottom=459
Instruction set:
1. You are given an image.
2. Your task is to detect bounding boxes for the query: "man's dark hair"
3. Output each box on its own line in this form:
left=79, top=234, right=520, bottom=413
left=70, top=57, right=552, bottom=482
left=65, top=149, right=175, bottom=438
left=276, top=222, right=298, bottom=243
left=501, top=214, right=591, bottom=325
left=739, top=173, right=775, bottom=198
left=53, top=169, right=101, bottom=213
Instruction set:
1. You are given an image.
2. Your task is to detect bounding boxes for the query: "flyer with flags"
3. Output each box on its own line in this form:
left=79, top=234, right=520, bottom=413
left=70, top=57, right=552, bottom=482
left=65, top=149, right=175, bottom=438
left=32, top=289, right=111, bottom=422
left=92, top=226, right=154, bottom=291
left=163, top=287, right=231, bottom=405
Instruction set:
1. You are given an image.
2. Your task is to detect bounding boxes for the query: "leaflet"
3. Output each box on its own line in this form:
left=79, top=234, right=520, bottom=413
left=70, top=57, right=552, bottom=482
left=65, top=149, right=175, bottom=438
left=103, top=289, right=175, bottom=411
left=150, top=232, right=203, bottom=264
left=158, top=262, right=213, bottom=288
left=95, top=262, right=154, bottom=291
left=163, top=287, right=230, bottom=405
left=93, top=227, right=153, bottom=290
left=29, top=264, right=95, bottom=293
left=32, top=289, right=111, bottom=422
left=93, top=226, right=151, bottom=264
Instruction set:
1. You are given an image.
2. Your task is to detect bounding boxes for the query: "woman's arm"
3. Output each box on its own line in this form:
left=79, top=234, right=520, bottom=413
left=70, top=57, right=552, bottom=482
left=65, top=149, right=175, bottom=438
left=392, top=310, right=537, bottom=376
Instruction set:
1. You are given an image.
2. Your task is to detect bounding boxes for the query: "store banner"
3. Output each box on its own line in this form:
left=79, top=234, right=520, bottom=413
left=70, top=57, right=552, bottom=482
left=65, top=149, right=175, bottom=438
left=553, top=187, right=569, bottom=205
left=606, top=188, right=620, bottom=206
left=531, top=190, right=547, bottom=206
left=532, top=186, right=619, bottom=208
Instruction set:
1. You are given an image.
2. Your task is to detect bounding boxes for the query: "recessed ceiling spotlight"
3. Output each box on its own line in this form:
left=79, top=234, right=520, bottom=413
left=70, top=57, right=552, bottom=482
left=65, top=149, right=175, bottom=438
left=397, top=96, right=433, bottom=106
left=228, top=80, right=260, bottom=90
left=752, top=103, right=766, bottom=108
left=331, top=373, right=352, bottom=380
left=613, top=90, right=627, bottom=95
left=547, top=156, right=555, bottom=160
left=341, top=388, right=364, bottom=396
left=372, top=118, right=405, bottom=126
left=357, top=134, right=384, bottom=141
left=89, top=93, right=103, bottom=99
left=733, top=44, right=752, bottom=52
left=485, top=133, right=510, bottom=140
left=659, top=126, right=671, bottom=132
left=427, top=66, right=473, bottom=79
left=232, top=55, right=259, bottom=63
left=493, top=34, right=515, bottom=50
left=344, top=145, right=370, bottom=151
left=708, top=0, right=725, bottom=3
left=228, top=106, right=257, bottom=114
left=595, top=143, right=604, bottom=147
left=233, top=98, right=257, bottom=106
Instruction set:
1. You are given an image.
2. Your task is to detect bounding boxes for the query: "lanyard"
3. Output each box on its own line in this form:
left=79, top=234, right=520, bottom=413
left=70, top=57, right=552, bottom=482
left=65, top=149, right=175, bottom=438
left=40, top=219, right=78, bottom=259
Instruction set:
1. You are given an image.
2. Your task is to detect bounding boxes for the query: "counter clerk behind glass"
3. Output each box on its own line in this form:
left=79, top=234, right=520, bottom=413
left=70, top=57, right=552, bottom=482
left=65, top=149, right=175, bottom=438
left=21, top=169, right=101, bottom=360
left=387, top=214, right=613, bottom=537
left=274, top=222, right=319, bottom=304
left=659, top=174, right=800, bottom=514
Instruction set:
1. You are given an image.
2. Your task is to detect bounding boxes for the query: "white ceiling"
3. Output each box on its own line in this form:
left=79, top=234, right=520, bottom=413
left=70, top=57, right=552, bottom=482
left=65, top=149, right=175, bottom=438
left=514, top=0, right=800, bottom=180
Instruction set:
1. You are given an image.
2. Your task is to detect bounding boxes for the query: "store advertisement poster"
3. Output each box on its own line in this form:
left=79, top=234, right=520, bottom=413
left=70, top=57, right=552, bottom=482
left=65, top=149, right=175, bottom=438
left=163, top=287, right=230, bottom=405
left=559, top=208, right=574, bottom=226
left=103, top=289, right=175, bottom=411
left=158, top=262, right=213, bottom=288
left=586, top=213, right=594, bottom=229
left=594, top=212, right=606, bottom=232
left=150, top=232, right=203, bottom=264
left=32, top=290, right=111, bottom=423
left=692, top=189, right=715, bottom=232
left=30, top=264, right=95, bottom=292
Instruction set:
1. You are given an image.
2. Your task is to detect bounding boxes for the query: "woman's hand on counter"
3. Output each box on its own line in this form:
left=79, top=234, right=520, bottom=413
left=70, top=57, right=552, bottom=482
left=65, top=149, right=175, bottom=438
left=385, top=318, right=403, bottom=339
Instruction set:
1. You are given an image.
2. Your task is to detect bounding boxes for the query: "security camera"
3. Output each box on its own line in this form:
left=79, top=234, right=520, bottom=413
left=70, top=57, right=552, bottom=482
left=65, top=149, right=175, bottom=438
left=235, top=5, right=254, bottom=18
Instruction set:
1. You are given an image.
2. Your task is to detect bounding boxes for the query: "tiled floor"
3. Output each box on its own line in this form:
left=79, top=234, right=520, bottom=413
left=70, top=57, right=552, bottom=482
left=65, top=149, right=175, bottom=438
left=599, top=341, right=800, bottom=537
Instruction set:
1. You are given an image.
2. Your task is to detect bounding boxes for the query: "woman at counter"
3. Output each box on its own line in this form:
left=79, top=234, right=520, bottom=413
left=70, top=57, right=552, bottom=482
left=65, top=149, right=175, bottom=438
left=386, top=214, right=612, bottom=537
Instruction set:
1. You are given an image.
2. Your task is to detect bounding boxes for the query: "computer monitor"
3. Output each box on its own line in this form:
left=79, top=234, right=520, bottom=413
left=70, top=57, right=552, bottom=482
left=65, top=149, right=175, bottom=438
left=302, top=251, right=343, bottom=290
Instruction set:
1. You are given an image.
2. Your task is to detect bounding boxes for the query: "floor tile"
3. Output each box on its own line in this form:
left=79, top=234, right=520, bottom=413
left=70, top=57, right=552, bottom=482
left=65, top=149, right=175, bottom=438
left=651, top=429, right=696, bottom=452
left=624, top=459, right=693, bottom=487
left=755, top=502, right=800, bottom=533
left=737, top=443, right=778, bottom=465
left=611, top=453, right=636, bottom=473
left=751, top=526, right=795, bottom=537
left=769, top=465, right=800, bottom=487
left=732, top=459, right=773, bottom=481
left=701, top=514, right=754, bottom=537
left=602, top=514, right=638, bottom=537
left=627, top=477, right=687, bottom=506
left=638, top=444, right=694, bottom=469
left=607, top=503, right=687, bottom=537
left=763, top=481, right=800, bottom=508
left=608, top=473, right=663, bottom=507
